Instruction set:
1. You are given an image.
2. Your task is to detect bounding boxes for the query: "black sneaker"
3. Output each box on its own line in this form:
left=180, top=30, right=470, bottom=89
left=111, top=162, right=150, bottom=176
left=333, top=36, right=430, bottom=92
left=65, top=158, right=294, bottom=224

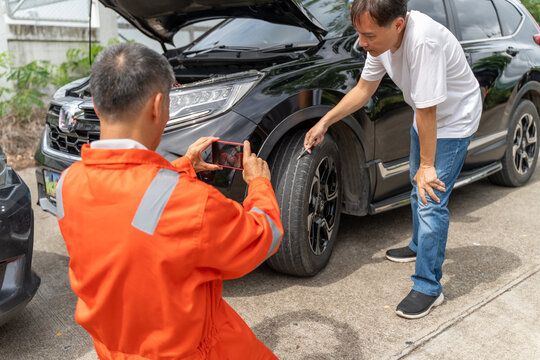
left=385, top=246, right=416, bottom=263
left=395, top=290, right=444, bottom=319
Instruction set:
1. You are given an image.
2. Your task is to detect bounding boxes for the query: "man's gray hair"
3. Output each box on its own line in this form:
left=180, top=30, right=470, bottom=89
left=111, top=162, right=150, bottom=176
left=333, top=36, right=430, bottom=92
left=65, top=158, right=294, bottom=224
left=350, top=0, right=408, bottom=28
left=90, top=43, right=175, bottom=117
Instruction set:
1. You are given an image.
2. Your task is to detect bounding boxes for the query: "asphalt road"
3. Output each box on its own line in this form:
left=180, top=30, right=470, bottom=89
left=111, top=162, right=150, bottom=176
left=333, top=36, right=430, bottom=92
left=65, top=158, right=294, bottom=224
left=0, top=166, right=539, bottom=359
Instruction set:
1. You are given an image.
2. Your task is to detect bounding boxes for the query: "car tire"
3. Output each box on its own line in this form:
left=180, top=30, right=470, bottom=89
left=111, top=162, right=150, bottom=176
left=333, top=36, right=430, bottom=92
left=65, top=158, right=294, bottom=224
left=489, top=100, right=539, bottom=187
left=266, top=129, right=342, bottom=277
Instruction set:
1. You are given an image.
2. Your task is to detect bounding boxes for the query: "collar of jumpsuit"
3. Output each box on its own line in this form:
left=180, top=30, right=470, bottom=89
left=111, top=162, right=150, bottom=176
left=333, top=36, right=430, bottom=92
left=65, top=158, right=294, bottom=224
left=91, top=138, right=148, bottom=150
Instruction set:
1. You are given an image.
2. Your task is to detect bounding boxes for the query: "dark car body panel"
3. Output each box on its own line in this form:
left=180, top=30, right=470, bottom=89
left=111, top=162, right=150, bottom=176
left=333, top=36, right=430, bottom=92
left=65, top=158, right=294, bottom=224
left=35, top=0, right=540, bottom=218
left=0, top=164, right=40, bottom=326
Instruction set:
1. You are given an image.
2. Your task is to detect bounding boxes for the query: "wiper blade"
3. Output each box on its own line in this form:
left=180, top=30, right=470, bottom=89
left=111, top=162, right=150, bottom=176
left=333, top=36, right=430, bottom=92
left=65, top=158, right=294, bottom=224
left=258, top=43, right=317, bottom=53
left=183, top=45, right=259, bottom=56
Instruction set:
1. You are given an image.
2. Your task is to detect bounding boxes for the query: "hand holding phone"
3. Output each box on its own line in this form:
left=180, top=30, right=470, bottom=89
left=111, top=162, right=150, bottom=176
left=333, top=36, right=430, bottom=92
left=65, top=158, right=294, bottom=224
left=242, top=141, right=271, bottom=185
left=185, top=137, right=223, bottom=173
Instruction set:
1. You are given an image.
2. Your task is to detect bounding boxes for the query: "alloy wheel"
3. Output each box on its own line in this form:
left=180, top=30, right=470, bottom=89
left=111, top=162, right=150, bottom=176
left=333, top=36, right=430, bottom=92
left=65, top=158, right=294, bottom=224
left=307, top=157, right=339, bottom=256
left=512, top=113, right=537, bottom=175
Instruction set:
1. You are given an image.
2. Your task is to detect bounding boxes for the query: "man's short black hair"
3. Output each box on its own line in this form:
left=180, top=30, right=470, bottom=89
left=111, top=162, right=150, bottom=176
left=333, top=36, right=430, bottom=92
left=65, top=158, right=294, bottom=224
left=90, top=43, right=175, bottom=117
left=350, top=0, right=408, bottom=28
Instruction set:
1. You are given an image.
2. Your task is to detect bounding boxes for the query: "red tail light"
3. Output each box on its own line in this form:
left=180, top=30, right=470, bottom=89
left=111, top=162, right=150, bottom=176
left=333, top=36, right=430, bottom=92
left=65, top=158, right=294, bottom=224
left=534, top=34, right=540, bottom=46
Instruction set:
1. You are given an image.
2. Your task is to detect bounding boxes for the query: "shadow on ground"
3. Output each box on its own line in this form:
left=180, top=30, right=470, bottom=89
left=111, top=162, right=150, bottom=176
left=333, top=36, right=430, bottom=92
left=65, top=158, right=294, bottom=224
left=443, top=245, right=522, bottom=301
left=225, top=176, right=531, bottom=298
left=252, top=310, right=363, bottom=360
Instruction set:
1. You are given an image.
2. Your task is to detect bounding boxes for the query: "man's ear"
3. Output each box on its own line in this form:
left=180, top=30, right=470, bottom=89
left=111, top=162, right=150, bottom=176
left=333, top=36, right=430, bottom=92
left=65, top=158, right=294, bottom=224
left=151, top=92, right=164, bottom=125
left=91, top=98, right=101, bottom=120
left=395, top=17, right=405, bottom=32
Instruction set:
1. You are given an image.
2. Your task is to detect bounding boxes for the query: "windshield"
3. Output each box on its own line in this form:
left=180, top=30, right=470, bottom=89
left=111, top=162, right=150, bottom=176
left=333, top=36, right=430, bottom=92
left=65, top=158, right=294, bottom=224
left=187, top=18, right=317, bottom=52
left=185, top=0, right=353, bottom=52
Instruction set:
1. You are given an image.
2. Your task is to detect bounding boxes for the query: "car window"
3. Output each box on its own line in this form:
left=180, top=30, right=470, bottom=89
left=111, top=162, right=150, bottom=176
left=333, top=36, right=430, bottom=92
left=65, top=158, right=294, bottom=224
left=454, top=0, right=502, bottom=41
left=493, top=0, right=523, bottom=36
left=407, top=0, right=448, bottom=28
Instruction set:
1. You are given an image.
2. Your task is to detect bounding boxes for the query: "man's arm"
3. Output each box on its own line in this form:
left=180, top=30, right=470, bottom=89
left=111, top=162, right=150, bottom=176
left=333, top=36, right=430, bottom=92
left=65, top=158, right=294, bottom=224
left=414, top=106, right=446, bottom=206
left=197, top=142, right=283, bottom=279
left=304, top=77, right=381, bottom=151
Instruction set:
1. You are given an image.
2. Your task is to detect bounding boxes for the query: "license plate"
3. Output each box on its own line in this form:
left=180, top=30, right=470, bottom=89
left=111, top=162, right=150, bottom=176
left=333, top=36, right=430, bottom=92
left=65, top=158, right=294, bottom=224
left=43, top=170, right=61, bottom=200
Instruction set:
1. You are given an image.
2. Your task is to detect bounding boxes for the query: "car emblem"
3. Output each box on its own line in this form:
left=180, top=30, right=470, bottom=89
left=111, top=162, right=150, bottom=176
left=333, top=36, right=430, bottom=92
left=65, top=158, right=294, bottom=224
left=58, top=103, right=83, bottom=133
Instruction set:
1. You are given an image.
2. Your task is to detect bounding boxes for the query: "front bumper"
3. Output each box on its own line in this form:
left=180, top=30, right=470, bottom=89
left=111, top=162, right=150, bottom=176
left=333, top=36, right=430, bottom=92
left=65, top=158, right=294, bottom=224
left=0, top=167, right=41, bottom=326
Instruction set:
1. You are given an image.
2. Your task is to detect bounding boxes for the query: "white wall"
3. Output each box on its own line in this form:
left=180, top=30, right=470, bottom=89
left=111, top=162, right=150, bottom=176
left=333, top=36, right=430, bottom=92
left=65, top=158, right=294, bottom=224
left=0, top=3, right=11, bottom=91
left=0, top=1, right=118, bottom=67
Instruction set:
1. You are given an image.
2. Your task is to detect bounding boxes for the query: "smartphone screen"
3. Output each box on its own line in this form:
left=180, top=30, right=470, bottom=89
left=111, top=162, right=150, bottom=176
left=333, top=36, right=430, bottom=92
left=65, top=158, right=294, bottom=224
left=211, top=141, right=244, bottom=170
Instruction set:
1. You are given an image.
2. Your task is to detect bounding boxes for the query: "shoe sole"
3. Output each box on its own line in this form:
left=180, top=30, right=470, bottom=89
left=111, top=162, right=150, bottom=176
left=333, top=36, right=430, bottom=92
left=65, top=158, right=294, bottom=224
left=395, top=293, right=444, bottom=319
left=385, top=254, right=416, bottom=263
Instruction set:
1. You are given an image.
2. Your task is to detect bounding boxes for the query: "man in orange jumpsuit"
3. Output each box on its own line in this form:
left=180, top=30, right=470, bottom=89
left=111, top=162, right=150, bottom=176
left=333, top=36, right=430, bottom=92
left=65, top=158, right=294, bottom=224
left=56, top=43, right=283, bottom=359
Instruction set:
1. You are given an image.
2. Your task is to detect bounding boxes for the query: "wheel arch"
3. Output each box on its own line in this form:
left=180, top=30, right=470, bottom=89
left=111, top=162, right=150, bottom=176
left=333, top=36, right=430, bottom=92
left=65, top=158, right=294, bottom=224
left=519, top=76, right=540, bottom=115
left=258, top=105, right=372, bottom=216
left=509, top=74, right=540, bottom=123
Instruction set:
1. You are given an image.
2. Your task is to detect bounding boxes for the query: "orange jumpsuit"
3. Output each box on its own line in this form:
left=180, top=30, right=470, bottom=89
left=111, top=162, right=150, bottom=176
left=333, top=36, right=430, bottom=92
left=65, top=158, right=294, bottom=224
left=56, top=144, right=283, bottom=360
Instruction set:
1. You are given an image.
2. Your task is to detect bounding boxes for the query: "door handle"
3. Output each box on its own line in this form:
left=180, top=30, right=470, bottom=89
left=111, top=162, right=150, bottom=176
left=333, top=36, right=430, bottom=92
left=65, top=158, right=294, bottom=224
left=506, top=46, right=519, bottom=56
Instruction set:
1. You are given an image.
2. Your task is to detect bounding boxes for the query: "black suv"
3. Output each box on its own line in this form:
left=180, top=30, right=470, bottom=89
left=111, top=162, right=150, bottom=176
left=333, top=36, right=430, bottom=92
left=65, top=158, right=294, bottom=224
left=35, top=0, right=540, bottom=276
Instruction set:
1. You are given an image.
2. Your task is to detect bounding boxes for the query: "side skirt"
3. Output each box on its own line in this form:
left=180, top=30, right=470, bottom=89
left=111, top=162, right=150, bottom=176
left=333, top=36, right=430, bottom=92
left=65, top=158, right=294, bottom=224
left=369, top=161, right=503, bottom=215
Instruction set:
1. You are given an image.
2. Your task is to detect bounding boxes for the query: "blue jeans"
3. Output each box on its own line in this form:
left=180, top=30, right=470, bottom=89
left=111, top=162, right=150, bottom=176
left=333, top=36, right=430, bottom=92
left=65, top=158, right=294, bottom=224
left=408, top=127, right=472, bottom=296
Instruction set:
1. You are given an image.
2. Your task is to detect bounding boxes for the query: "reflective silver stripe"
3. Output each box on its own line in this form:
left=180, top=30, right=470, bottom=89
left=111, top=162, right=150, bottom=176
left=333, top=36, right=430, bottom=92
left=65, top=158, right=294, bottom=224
left=56, top=168, right=69, bottom=220
left=132, top=168, right=179, bottom=235
left=251, top=207, right=282, bottom=260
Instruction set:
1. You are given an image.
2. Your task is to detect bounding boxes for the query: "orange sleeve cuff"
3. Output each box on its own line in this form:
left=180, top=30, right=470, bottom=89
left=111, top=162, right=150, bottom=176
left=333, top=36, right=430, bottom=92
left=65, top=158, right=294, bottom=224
left=171, top=156, right=197, bottom=179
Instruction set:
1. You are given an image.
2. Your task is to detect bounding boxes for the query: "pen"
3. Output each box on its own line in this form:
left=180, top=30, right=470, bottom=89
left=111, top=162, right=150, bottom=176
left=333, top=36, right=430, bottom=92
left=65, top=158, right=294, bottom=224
left=297, top=140, right=315, bottom=160
left=297, top=147, right=309, bottom=160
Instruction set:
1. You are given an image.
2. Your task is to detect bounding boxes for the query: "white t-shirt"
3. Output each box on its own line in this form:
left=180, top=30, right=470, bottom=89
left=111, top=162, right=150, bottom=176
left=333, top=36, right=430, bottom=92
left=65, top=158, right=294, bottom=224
left=361, top=10, right=482, bottom=138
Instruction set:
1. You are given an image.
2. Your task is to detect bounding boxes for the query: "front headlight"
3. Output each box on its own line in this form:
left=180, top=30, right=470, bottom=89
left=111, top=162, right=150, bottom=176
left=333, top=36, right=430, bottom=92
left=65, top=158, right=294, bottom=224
left=167, top=72, right=262, bottom=129
left=0, top=148, right=7, bottom=188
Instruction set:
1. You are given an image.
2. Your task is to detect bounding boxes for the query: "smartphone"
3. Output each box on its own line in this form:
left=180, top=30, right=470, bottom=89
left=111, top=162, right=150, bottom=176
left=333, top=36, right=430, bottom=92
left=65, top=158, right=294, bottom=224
left=211, top=141, right=244, bottom=170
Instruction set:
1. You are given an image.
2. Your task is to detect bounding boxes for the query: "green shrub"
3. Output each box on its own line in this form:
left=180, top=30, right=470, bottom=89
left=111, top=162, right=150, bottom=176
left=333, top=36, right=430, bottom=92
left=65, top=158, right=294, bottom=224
left=523, top=0, right=540, bottom=25
left=0, top=52, right=13, bottom=117
left=4, top=60, right=51, bottom=122
left=52, top=42, right=108, bottom=87
left=0, top=40, right=113, bottom=122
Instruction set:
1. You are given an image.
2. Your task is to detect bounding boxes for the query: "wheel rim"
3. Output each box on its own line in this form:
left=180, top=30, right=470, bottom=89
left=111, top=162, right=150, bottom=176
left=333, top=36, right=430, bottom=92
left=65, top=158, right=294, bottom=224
left=512, top=113, right=537, bottom=175
left=307, top=156, right=339, bottom=256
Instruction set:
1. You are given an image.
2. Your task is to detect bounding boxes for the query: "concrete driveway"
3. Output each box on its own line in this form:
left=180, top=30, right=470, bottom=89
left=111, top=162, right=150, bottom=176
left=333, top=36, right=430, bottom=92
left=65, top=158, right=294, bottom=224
left=1, top=166, right=539, bottom=359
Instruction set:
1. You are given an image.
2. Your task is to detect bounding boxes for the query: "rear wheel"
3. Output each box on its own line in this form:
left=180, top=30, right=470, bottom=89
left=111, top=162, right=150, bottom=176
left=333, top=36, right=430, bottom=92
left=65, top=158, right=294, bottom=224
left=267, top=129, right=342, bottom=276
left=489, top=100, right=539, bottom=187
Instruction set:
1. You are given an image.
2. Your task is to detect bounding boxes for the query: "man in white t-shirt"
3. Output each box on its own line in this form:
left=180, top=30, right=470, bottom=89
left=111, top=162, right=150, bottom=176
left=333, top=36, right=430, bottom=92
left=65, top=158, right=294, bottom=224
left=304, top=0, right=481, bottom=319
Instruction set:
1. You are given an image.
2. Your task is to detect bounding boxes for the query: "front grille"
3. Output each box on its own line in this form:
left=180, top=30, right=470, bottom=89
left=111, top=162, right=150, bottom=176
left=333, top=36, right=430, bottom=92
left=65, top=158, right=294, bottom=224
left=84, top=108, right=99, bottom=120
left=46, top=102, right=100, bottom=156
left=48, top=123, right=100, bottom=156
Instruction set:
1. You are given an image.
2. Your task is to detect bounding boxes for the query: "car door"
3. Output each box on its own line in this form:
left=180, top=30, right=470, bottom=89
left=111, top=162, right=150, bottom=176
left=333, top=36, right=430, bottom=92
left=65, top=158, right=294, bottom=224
left=371, top=0, right=453, bottom=202
left=450, top=0, right=530, bottom=168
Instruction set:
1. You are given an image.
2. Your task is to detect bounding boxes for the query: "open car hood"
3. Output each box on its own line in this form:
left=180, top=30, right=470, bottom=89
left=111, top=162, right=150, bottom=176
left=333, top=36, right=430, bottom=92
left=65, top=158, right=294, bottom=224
left=98, top=0, right=327, bottom=45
